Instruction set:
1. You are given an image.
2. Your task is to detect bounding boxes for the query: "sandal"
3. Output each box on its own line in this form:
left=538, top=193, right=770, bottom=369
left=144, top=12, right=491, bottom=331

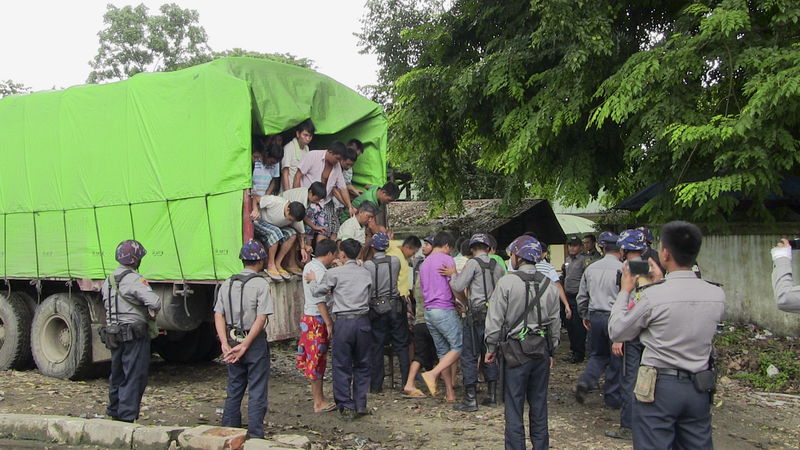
left=287, top=266, right=303, bottom=276
left=279, top=269, right=292, bottom=280
left=421, top=372, right=438, bottom=397
left=315, top=402, right=337, bottom=413
left=266, top=270, right=283, bottom=281
left=402, top=388, right=427, bottom=399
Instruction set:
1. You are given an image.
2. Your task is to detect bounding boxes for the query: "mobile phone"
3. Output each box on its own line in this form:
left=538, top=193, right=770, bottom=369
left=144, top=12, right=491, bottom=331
left=629, top=260, right=650, bottom=275
left=790, top=238, right=800, bottom=250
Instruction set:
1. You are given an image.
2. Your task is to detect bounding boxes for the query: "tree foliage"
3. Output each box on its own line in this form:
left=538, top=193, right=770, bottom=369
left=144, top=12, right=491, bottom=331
left=87, top=3, right=316, bottom=85
left=212, top=48, right=315, bottom=69
left=88, top=3, right=212, bottom=83
left=362, top=0, right=800, bottom=222
left=0, top=80, right=31, bottom=98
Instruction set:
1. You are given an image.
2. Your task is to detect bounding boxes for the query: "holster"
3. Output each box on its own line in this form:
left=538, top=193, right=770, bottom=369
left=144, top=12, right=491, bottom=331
left=226, top=325, right=247, bottom=347
left=693, top=369, right=717, bottom=394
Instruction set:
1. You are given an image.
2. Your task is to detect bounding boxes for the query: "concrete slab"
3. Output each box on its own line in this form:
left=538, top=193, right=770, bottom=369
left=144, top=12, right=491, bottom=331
left=82, top=418, right=139, bottom=448
left=272, top=434, right=310, bottom=449
left=178, top=425, right=247, bottom=450
left=243, top=439, right=294, bottom=450
left=132, top=425, right=186, bottom=450
left=0, top=413, right=55, bottom=441
left=47, top=416, right=86, bottom=444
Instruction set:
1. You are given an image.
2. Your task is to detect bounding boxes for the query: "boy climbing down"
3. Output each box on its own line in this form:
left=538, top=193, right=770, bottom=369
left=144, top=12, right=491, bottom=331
left=253, top=195, right=311, bottom=281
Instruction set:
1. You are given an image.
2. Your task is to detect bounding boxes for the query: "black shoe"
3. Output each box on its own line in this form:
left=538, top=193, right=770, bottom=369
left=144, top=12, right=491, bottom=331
left=357, top=407, right=372, bottom=416
left=562, top=353, right=585, bottom=363
left=369, top=387, right=383, bottom=394
left=605, top=426, right=633, bottom=440
left=480, top=381, right=498, bottom=407
left=575, top=381, right=589, bottom=404
left=454, top=385, right=478, bottom=412
left=340, top=408, right=357, bottom=422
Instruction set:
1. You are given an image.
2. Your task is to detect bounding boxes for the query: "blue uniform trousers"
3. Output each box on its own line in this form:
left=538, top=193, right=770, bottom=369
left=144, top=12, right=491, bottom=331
left=332, top=316, right=371, bottom=411
left=633, top=373, right=713, bottom=449
left=578, top=311, right=622, bottom=408
left=107, top=335, right=150, bottom=422
left=222, top=337, right=270, bottom=438
left=369, top=306, right=410, bottom=391
left=563, top=293, right=587, bottom=358
left=461, top=315, right=498, bottom=387
left=620, top=340, right=643, bottom=429
left=504, top=357, right=550, bottom=450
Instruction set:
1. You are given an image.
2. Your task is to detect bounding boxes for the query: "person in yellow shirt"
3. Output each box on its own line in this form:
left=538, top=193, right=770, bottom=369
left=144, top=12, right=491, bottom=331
left=386, top=236, right=423, bottom=357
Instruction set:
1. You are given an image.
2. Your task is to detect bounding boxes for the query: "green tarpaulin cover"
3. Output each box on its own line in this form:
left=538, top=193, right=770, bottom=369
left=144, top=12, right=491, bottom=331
left=0, top=57, right=387, bottom=281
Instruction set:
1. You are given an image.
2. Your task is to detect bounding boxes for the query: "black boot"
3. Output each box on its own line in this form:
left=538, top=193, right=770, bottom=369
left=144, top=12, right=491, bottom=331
left=454, top=385, right=478, bottom=412
left=481, top=381, right=498, bottom=407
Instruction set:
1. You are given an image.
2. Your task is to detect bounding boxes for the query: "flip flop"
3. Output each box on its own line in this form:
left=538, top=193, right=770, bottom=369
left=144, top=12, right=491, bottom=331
left=287, top=266, right=303, bottom=276
left=421, top=372, right=438, bottom=397
left=402, top=388, right=427, bottom=399
left=315, top=402, right=337, bottom=413
left=266, top=270, right=283, bottom=281
left=279, top=269, right=292, bottom=280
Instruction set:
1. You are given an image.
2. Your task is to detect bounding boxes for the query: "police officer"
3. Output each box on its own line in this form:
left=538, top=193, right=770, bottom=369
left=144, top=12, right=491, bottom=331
left=441, top=233, right=504, bottom=411
left=771, top=238, right=800, bottom=313
left=560, top=236, right=590, bottom=363
left=609, top=221, right=725, bottom=448
left=102, top=240, right=161, bottom=423
left=364, top=232, right=409, bottom=393
left=484, top=235, right=560, bottom=450
left=214, top=239, right=273, bottom=438
left=606, top=229, right=647, bottom=441
left=636, top=226, right=662, bottom=270
left=575, top=231, right=622, bottom=407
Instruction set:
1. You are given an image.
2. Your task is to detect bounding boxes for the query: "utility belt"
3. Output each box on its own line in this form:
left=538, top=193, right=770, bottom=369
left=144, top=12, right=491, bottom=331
left=100, top=321, right=148, bottom=350
left=369, top=295, right=401, bottom=315
left=634, top=365, right=717, bottom=403
left=465, top=306, right=487, bottom=325
left=336, top=312, right=368, bottom=320
left=226, top=325, right=251, bottom=347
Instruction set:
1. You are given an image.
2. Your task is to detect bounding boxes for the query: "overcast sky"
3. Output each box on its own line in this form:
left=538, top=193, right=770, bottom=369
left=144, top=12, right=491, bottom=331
left=2, top=0, right=379, bottom=93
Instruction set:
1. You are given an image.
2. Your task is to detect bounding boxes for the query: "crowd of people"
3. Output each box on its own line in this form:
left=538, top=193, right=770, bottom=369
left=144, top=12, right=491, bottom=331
left=98, top=120, right=735, bottom=448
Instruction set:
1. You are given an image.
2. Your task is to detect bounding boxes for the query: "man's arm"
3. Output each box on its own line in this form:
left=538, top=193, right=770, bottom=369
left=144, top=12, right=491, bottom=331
left=265, top=178, right=278, bottom=196
left=317, top=302, right=334, bottom=336
left=545, top=287, right=561, bottom=352
left=309, top=271, right=337, bottom=297
left=131, top=278, right=161, bottom=312
left=773, top=257, right=800, bottom=313
left=292, top=169, right=303, bottom=189
left=576, top=272, right=590, bottom=319
left=449, top=259, right=475, bottom=292
left=555, top=281, right=572, bottom=319
left=608, top=290, right=651, bottom=342
left=484, top=280, right=509, bottom=354
left=214, top=312, right=231, bottom=354
left=281, top=167, right=292, bottom=191
left=225, top=314, right=267, bottom=364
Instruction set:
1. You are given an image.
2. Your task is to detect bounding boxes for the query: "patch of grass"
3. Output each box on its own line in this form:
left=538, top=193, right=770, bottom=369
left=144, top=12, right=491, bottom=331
left=731, top=350, right=800, bottom=391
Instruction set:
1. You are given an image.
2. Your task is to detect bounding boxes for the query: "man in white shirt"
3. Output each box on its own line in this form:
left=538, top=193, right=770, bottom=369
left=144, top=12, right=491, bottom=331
left=281, top=120, right=314, bottom=192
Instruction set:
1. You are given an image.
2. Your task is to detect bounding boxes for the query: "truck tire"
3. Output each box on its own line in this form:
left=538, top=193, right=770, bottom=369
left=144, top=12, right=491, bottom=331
left=30, top=293, right=93, bottom=380
left=0, top=293, right=34, bottom=370
left=155, top=329, right=199, bottom=363
left=195, top=322, right=221, bottom=361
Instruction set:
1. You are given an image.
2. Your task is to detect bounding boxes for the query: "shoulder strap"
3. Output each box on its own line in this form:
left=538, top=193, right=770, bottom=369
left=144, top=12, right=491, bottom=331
left=108, top=270, right=137, bottom=323
left=474, top=257, right=499, bottom=304
left=507, top=272, right=550, bottom=337
left=371, top=256, right=393, bottom=298
left=227, top=273, right=264, bottom=329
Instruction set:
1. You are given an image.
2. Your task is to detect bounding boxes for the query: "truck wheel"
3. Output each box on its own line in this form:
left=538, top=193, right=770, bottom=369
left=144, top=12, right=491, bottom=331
left=30, top=293, right=93, bottom=380
left=195, top=322, right=221, bottom=361
left=155, top=330, right=200, bottom=363
left=0, top=293, right=34, bottom=370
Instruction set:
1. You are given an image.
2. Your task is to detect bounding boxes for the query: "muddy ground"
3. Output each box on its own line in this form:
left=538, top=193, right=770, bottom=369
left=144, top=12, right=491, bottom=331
left=1, top=334, right=798, bottom=449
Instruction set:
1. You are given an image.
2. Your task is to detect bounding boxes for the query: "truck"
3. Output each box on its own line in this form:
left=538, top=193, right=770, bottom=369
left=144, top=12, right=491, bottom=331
left=0, top=57, right=387, bottom=379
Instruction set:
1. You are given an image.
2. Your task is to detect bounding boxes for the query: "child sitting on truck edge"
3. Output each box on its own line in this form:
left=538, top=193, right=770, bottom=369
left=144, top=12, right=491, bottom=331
left=251, top=140, right=284, bottom=220
left=305, top=238, right=373, bottom=422
left=281, top=182, right=328, bottom=248
left=214, top=240, right=273, bottom=439
left=297, top=238, right=338, bottom=412
left=253, top=195, right=311, bottom=281
left=281, top=119, right=315, bottom=192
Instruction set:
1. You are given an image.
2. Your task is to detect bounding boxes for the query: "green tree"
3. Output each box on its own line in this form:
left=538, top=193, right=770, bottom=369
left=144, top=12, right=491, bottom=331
left=363, top=0, right=800, bottom=222
left=87, top=3, right=212, bottom=83
left=0, top=80, right=31, bottom=98
left=213, top=48, right=315, bottom=69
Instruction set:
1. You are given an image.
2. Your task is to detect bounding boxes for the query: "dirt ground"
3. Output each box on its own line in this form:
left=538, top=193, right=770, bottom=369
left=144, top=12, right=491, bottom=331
left=1, top=336, right=798, bottom=449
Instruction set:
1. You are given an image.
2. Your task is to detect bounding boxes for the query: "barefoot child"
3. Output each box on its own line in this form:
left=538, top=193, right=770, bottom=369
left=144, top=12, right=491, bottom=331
left=297, top=239, right=338, bottom=412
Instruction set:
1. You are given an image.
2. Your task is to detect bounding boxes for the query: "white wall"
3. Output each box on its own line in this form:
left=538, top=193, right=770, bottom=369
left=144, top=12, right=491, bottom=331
left=699, top=234, right=800, bottom=336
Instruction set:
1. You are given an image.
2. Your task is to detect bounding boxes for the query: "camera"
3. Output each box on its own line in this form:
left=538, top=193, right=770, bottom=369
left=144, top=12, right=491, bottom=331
left=790, top=238, right=800, bottom=250
left=629, top=260, right=650, bottom=275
